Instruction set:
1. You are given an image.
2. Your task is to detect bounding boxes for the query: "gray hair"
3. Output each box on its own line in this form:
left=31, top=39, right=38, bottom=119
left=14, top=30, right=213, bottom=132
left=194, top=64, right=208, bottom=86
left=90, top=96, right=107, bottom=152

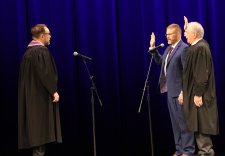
left=187, top=22, right=204, bottom=38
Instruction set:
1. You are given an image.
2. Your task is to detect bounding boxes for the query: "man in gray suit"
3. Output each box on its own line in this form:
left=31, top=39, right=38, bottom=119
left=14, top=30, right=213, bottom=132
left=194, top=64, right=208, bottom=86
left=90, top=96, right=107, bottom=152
left=150, top=24, right=195, bottom=156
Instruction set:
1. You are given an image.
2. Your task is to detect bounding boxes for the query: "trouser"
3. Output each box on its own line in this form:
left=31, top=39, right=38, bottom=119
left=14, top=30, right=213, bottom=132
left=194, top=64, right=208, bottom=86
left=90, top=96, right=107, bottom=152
left=33, top=145, right=46, bottom=156
left=167, top=96, right=195, bottom=155
left=195, top=133, right=214, bottom=155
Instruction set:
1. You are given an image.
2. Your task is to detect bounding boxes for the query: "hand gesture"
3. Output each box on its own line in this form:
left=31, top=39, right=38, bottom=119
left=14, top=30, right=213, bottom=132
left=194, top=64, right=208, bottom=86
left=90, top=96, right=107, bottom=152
left=194, top=95, right=203, bottom=107
left=53, top=92, right=60, bottom=103
left=184, top=16, right=189, bottom=30
left=150, top=32, right=156, bottom=48
left=178, top=91, right=183, bottom=105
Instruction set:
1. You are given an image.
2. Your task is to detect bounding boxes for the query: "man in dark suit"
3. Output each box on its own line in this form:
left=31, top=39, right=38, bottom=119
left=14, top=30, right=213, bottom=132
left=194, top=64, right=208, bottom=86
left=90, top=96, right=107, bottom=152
left=150, top=24, right=195, bottom=156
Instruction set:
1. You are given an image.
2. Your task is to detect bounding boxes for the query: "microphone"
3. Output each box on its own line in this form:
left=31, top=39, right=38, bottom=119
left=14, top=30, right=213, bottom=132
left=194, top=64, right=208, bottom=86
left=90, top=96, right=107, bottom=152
left=148, top=43, right=165, bottom=52
left=73, top=51, right=92, bottom=61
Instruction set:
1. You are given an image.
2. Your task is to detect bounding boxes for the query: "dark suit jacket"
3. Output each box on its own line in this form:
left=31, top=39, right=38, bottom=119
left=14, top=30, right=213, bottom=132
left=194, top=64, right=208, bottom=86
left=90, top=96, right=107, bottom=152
left=153, top=40, right=188, bottom=97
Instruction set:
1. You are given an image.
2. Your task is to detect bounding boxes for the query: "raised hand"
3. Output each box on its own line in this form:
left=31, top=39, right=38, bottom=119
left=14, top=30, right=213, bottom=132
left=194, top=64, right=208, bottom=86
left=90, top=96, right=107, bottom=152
left=184, top=16, right=189, bottom=30
left=150, top=32, right=156, bottom=48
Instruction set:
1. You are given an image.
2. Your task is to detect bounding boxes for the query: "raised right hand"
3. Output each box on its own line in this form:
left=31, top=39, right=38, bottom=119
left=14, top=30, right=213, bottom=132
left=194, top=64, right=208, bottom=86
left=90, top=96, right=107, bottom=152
left=184, top=16, right=189, bottom=30
left=150, top=32, right=156, bottom=48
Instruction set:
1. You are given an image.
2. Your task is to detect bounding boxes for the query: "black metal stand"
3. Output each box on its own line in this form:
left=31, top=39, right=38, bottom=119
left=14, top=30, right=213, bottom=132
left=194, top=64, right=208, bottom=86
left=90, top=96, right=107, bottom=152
left=138, top=56, right=154, bottom=156
left=82, top=58, right=102, bottom=156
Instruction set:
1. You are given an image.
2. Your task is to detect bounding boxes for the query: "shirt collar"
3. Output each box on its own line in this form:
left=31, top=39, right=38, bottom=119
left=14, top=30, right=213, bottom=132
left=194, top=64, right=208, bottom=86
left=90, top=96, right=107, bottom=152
left=191, top=38, right=202, bottom=46
left=171, top=39, right=181, bottom=48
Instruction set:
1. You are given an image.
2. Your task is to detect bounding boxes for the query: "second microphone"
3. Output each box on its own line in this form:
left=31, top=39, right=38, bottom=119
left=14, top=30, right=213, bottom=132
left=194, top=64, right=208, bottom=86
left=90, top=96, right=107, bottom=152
left=73, top=52, right=92, bottom=61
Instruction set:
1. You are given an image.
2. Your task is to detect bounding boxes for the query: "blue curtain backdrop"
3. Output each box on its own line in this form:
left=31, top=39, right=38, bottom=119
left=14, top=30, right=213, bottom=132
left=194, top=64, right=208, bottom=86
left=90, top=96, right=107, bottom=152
left=0, top=0, right=224, bottom=155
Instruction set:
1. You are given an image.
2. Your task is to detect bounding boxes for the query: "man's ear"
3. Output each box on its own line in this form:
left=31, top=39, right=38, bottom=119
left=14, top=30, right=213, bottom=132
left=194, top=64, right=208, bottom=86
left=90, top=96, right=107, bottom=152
left=40, top=34, right=44, bottom=39
left=193, top=32, right=198, bottom=39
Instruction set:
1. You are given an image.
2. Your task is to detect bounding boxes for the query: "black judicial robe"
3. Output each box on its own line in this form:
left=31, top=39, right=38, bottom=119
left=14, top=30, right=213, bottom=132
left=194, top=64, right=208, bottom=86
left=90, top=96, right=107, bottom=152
left=18, top=45, right=62, bottom=149
left=183, top=39, right=219, bottom=135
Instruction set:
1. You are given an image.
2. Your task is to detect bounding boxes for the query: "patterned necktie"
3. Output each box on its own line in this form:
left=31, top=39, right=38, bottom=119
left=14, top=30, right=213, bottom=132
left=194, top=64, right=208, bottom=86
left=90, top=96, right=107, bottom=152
left=168, top=46, right=174, bottom=56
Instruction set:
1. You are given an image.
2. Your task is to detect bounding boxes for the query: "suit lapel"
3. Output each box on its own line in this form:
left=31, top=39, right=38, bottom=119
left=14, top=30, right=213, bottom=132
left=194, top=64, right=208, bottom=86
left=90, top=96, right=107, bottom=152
left=167, top=41, right=182, bottom=65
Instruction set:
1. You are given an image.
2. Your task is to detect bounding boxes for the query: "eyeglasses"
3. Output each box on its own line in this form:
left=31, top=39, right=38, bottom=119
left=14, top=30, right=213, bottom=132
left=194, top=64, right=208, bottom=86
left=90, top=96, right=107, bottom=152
left=43, top=32, right=51, bottom=36
left=165, top=33, right=176, bottom=36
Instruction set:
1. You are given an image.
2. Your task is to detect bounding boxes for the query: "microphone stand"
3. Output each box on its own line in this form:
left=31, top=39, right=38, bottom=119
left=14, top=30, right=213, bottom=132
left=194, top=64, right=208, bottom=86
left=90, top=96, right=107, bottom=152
left=138, top=55, right=154, bottom=156
left=82, top=58, right=103, bottom=156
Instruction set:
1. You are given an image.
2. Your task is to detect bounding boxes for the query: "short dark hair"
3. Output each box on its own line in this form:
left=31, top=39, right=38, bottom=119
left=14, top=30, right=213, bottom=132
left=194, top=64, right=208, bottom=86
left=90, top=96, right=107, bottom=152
left=167, top=24, right=182, bottom=34
left=31, top=24, right=47, bottom=38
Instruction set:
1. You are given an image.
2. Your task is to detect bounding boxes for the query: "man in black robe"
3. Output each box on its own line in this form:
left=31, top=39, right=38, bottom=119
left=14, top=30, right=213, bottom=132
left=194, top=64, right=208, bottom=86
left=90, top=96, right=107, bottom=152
left=18, top=24, right=62, bottom=156
left=183, top=19, right=219, bottom=155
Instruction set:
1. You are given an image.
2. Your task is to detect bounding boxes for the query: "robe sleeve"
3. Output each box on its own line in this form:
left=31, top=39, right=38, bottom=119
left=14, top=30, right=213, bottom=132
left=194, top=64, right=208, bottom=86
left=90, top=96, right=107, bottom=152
left=193, top=46, right=210, bottom=96
left=181, top=46, right=188, bottom=69
left=33, top=47, right=58, bottom=95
